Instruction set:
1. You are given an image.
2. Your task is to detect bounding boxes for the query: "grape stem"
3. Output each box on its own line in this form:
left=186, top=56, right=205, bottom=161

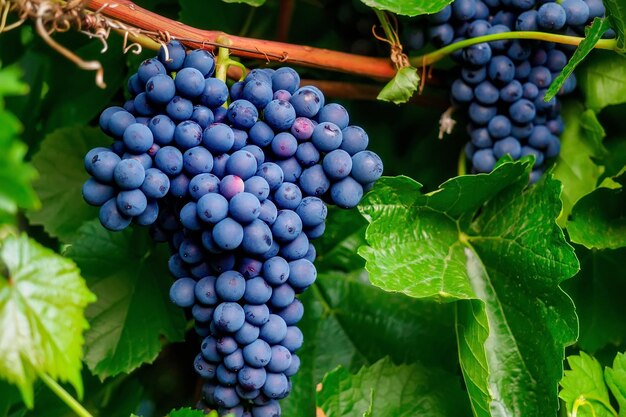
left=215, top=39, right=232, bottom=84
left=38, top=372, right=94, bottom=417
left=82, top=0, right=620, bottom=78
left=457, top=148, right=467, bottom=177
left=414, top=31, right=618, bottom=67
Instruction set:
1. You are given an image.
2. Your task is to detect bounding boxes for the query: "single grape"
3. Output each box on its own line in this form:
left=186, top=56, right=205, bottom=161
left=216, top=270, right=247, bottom=302
left=229, top=192, right=261, bottom=223
left=82, top=178, right=115, bottom=206
left=114, top=158, right=146, bottom=190
left=184, top=49, right=216, bottom=77
left=99, top=198, right=132, bottom=231
left=149, top=114, right=176, bottom=145
left=350, top=150, right=383, bottom=184
left=175, top=67, right=205, bottom=98
left=174, top=120, right=203, bottom=150
left=117, top=189, right=148, bottom=217
left=146, top=74, right=176, bottom=104
left=299, top=165, right=330, bottom=197
left=213, top=302, right=246, bottom=333
left=242, top=219, right=274, bottom=254
left=155, top=146, right=183, bottom=176
left=228, top=99, right=259, bottom=129
left=170, top=277, right=196, bottom=308
left=538, top=2, right=567, bottom=30
left=243, top=80, right=274, bottom=109
left=274, top=183, right=302, bottom=210
left=213, top=217, right=244, bottom=250
left=158, top=40, right=186, bottom=71
left=276, top=299, right=304, bottom=326
left=290, top=117, right=315, bottom=141
left=183, top=146, right=213, bottom=175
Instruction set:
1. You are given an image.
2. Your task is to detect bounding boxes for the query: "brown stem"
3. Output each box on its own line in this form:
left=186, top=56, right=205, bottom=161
left=84, top=0, right=397, bottom=80
left=276, top=0, right=294, bottom=42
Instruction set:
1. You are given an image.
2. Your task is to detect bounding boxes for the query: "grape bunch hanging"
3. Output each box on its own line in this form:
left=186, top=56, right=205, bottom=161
left=418, top=0, right=607, bottom=179
left=82, top=40, right=382, bottom=417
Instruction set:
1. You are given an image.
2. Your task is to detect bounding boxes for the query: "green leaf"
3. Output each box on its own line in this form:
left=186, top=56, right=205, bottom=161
left=563, top=247, right=626, bottom=352
left=358, top=162, right=532, bottom=301
left=559, top=352, right=615, bottom=417
left=358, top=163, right=580, bottom=417
left=568, top=171, right=626, bottom=249
left=0, top=380, right=22, bottom=416
left=281, top=270, right=460, bottom=417
left=167, top=408, right=206, bottom=417
left=545, top=18, right=611, bottom=102
left=66, top=221, right=186, bottom=379
left=359, top=0, right=452, bottom=17
left=27, top=127, right=110, bottom=242
left=579, top=51, right=626, bottom=110
left=0, top=65, right=29, bottom=98
left=0, top=110, right=39, bottom=222
left=553, top=103, right=607, bottom=226
left=604, top=0, right=626, bottom=51
left=221, top=0, right=265, bottom=6
left=376, top=67, right=420, bottom=105
left=606, top=352, right=626, bottom=415
left=0, top=235, right=95, bottom=407
left=317, top=357, right=469, bottom=417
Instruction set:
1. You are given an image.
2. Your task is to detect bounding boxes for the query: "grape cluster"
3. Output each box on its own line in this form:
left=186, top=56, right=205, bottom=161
left=82, top=41, right=383, bottom=416
left=419, top=0, right=609, bottom=179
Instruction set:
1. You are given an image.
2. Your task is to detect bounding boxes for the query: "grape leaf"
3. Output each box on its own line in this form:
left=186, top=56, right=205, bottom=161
left=0, top=235, right=95, bottom=407
left=359, top=0, right=452, bottom=17
left=27, top=127, right=110, bottom=242
left=568, top=171, right=626, bottom=249
left=553, top=103, right=607, bottom=226
left=377, top=67, right=420, bottom=105
left=0, top=65, right=39, bottom=224
left=66, top=221, right=186, bottom=379
left=605, top=352, right=626, bottom=415
left=579, top=51, right=626, bottom=110
left=604, top=0, right=626, bottom=51
left=0, top=65, right=29, bottom=98
left=0, top=110, right=39, bottom=224
left=0, top=65, right=28, bottom=100
left=545, top=18, right=611, bottom=102
left=281, top=270, right=460, bottom=417
left=221, top=0, right=265, bottom=7
left=318, top=357, right=469, bottom=417
left=559, top=352, right=615, bottom=417
left=563, top=247, right=626, bottom=352
left=358, top=162, right=579, bottom=417
left=0, top=380, right=22, bottom=416
left=167, top=408, right=207, bottom=417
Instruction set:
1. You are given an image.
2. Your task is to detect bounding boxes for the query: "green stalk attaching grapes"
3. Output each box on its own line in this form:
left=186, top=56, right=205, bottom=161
left=414, top=31, right=618, bottom=67
left=215, top=37, right=232, bottom=85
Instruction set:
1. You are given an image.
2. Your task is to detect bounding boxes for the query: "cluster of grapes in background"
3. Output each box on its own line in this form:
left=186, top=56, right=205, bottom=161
left=82, top=40, right=382, bottom=417
left=415, top=0, right=611, bottom=179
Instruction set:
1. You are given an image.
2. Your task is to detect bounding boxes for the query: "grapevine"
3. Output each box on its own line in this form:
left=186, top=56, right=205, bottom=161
left=1, top=0, right=626, bottom=417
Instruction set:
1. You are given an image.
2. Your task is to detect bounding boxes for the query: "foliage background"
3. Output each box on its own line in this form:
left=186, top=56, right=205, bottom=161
left=0, top=0, right=625, bottom=416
